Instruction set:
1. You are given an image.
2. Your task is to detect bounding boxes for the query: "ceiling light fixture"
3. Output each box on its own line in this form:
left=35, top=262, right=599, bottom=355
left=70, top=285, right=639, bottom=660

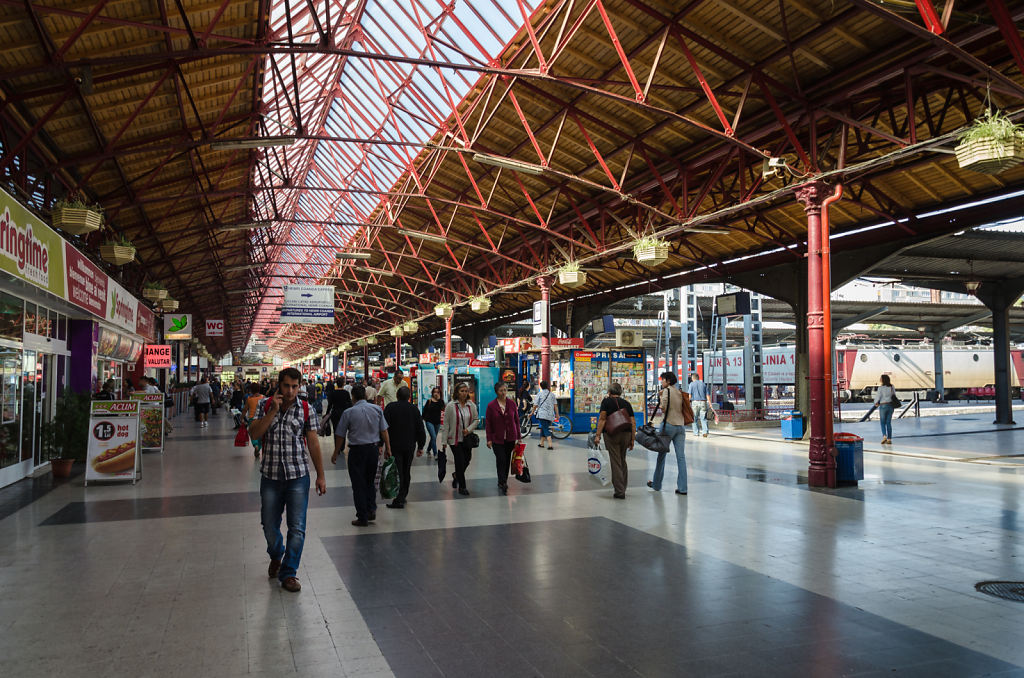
left=223, top=263, right=266, bottom=272
left=356, top=266, right=395, bottom=278
left=336, top=251, right=373, bottom=260
left=226, top=289, right=249, bottom=296
left=686, top=227, right=729, bottom=234
left=218, top=222, right=272, bottom=231
left=209, top=136, right=297, bottom=150
left=472, top=153, right=544, bottom=176
left=396, top=228, right=448, bottom=244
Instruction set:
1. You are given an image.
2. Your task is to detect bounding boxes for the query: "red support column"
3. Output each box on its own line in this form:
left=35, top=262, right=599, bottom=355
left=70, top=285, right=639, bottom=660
left=796, top=182, right=836, bottom=488
left=538, top=276, right=553, bottom=384
left=363, top=344, right=369, bottom=382
left=395, top=336, right=401, bottom=367
left=342, top=351, right=348, bottom=379
left=445, top=316, right=453, bottom=362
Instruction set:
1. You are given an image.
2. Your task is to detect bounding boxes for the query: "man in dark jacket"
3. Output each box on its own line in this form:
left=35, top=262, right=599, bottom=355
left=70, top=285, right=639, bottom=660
left=382, top=386, right=425, bottom=509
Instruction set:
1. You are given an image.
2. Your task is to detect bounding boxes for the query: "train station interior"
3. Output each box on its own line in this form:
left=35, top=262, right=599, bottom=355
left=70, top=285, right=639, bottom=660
left=1, top=1, right=1023, bottom=676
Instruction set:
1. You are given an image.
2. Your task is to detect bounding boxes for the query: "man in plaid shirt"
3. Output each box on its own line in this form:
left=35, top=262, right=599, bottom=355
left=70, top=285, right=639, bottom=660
left=248, top=367, right=327, bottom=592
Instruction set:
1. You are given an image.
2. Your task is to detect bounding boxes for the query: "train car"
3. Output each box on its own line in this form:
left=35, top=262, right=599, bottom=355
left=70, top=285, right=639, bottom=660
left=698, top=345, right=1023, bottom=402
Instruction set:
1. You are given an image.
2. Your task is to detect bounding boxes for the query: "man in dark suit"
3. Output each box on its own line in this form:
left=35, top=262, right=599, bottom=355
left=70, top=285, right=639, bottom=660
left=383, top=386, right=425, bottom=509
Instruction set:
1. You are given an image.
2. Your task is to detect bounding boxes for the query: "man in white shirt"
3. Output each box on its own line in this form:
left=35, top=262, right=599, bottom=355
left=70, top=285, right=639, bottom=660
left=378, top=369, right=404, bottom=408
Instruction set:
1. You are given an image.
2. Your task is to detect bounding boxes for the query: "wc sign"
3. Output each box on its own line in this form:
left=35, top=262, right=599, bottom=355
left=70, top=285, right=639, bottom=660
left=205, top=319, right=225, bottom=337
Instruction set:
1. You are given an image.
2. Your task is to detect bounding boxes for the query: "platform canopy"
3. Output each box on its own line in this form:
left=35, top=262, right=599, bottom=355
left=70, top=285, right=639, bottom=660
left=1, top=0, right=1023, bottom=358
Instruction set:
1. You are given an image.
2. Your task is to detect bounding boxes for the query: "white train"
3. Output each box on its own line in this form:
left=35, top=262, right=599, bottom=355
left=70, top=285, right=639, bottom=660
left=696, top=345, right=1023, bottom=402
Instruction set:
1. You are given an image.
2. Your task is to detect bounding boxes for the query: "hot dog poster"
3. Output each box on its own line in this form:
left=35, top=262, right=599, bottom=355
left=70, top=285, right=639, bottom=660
left=130, top=392, right=164, bottom=453
left=85, top=401, right=141, bottom=484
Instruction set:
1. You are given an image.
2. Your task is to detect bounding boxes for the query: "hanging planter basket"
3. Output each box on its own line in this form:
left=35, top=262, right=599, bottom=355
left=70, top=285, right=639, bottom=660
left=143, top=287, right=168, bottom=301
left=558, top=269, right=587, bottom=288
left=403, top=321, right=419, bottom=334
left=355, top=339, right=366, bottom=347
left=100, top=244, right=135, bottom=266
left=434, top=303, right=453, bottom=319
left=159, top=299, right=179, bottom=311
left=470, top=296, right=491, bottom=313
left=365, top=336, right=378, bottom=346
left=954, top=137, right=1024, bottom=174
left=52, top=206, right=103, bottom=236
left=633, top=242, right=670, bottom=267
left=339, top=343, right=351, bottom=352
left=389, top=327, right=403, bottom=337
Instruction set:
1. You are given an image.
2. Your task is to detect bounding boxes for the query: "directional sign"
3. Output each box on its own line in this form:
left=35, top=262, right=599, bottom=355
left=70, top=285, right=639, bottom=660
left=281, top=284, right=334, bottom=324
left=205, top=319, right=225, bottom=336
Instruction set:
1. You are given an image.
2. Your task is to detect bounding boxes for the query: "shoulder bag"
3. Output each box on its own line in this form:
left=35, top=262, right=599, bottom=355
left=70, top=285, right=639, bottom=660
left=459, top=402, right=481, bottom=448
left=635, top=391, right=670, bottom=454
left=605, top=397, right=632, bottom=435
left=680, top=389, right=695, bottom=425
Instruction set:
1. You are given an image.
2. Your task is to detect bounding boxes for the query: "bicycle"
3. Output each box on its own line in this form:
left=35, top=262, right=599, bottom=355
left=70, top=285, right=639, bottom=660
left=519, top=410, right=572, bottom=439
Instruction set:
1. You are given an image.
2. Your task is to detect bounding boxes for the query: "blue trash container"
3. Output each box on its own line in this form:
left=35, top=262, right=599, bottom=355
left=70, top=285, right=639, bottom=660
left=834, top=433, right=864, bottom=484
left=780, top=411, right=803, bottom=439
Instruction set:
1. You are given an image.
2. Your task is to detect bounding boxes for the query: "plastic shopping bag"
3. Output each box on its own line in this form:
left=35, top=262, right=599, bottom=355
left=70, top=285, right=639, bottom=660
left=511, top=442, right=526, bottom=476
left=587, top=449, right=611, bottom=486
left=380, top=456, right=399, bottom=499
left=233, top=425, right=250, bottom=447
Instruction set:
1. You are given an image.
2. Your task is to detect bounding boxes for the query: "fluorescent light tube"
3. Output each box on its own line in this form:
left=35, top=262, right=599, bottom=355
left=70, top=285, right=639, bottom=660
left=218, top=222, right=272, bottom=231
left=396, top=228, right=447, bottom=244
left=356, top=266, right=395, bottom=278
left=472, top=153, right=544, bottom=176
left=336, top=251, right=372, bottom=260
left=209, top=137, right=297, bottom=150
left=224, top=263, right=265, bottom=272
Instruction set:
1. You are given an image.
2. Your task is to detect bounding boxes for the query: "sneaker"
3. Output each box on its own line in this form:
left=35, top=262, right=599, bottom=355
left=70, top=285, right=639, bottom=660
left=281, top=577, right=301, bottom=592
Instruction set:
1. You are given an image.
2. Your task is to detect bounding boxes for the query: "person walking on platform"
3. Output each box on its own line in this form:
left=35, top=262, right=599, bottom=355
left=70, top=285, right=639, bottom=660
left=688, top=373, right=715, bottom=437
left=532, top=380, right=558, bottom=450
left=383, top=386, right=425, bottom=509
left=247, top=367, right=327, bottom=593
left=378, top=369, right=404, bottom=408
left=874, top=374, right=897, bottom=444
left=191, top=377, right=213, bottom=428
left=336, top=385, right=392, bottom=526
left=327, top=379, right=353, bottom=466
left=422, top=386, right=444, bottom=460
left=439, top=382, right=478, bottom=496
left=485, top=381, right=521, bottom=495
left=593, top=383, right=635, bottom=499
left=649, top=372, right=688, bottom=496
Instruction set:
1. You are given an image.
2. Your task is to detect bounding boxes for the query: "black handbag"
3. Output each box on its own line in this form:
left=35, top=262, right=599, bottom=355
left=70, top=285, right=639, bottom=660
left=635, top=393, right=671, bottom=454
left=515, top=464, right=532, bottom=483
left=464, top=431, right=480, bottom=448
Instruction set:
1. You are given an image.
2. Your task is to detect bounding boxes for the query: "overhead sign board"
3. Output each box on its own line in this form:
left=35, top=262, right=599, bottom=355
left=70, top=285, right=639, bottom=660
left=205, top=319, right=225, bottom=337
left=281, top=284, right=334, bottom=324
left=144, top=344, right=172, bottom=368
left=0, top=187, right=66, bottom=298
left=532, top=300, right=548, bottom=336
left=163, top=313, right=193, bottom=340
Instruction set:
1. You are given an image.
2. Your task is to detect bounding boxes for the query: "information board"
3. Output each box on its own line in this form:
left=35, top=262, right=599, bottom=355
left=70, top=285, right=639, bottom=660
left=131, top=392, right=164, bottom=453
left=281, top=284, right=334, bottom=324
left=85, top=401, right=141, bottom=485
left=144, top=344, right=172, bottom=368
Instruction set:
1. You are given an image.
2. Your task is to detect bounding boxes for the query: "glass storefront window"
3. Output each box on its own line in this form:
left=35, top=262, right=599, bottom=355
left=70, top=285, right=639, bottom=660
left=24, top=303, right=37, bottom=336
left=56, top=314, right=67, bottom=341
left=38, top=308, right=53, bottom=338
left=0, top=348, right=21, bottom=470
left=0, top=292, right=22, bottom=342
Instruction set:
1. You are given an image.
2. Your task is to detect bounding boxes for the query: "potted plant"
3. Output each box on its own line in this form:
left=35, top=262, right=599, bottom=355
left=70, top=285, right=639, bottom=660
left=389, top=326, right=403, bottom=337
left=955, top=109, right=1024, bottom=174
left=558, top=261, right=587, bottom=288
left=365, top=336, right=378, bottom=346
left=470, top=296, right=491, bottom=313
left=51, top=198, right=103, bottom=236
left=159, top=298, right=179, bottom=311
left=143, top=281, right=168, bottom=301
left=100, top=235, right=136, bottom=266
left=339, top=342, right=352, bottom=352
left=434, top=303, right=453, bottom=319
left=403, top=321, right=419, bottom=334
left=632, top=235, right=671, bottom=267
left=40, top=391, right=92, bottom=478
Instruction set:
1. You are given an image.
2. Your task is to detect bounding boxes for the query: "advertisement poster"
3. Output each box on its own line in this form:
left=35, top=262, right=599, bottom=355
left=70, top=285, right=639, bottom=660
left=163, top=313, right=193, bottom=340
left=85, top=401, right=141, bottom=484
left=0, top=187, right=67, bottom=298
left=281, top=284, right=334, bottom=324
left=131, top=392, right=164, bottom=453
left=144, top=344, right=172, bottom=368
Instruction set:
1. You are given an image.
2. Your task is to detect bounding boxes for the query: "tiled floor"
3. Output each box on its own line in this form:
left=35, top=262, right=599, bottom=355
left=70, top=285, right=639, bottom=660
left=1, top=409, right=1023, bottom=677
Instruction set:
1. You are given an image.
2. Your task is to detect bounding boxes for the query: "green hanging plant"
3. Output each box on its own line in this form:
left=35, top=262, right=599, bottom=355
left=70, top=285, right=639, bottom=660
left=632, top=235, right=670, bottom=267
left=558, top=261, right=586, bottom=288
left=955, top=109, right=1024, bottom=174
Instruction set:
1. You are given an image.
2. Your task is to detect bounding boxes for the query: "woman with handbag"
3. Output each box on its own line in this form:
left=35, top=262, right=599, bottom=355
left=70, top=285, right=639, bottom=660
left=648, top=372, right=690, bottom=495
left=874, top=374, right=897, bottom=444
left=421, top=386, right=445, bottom=459
left=532, top=380, right=558, bottom=450
left=439, top=382, right=479, bottom=495
left=485, top=382, right=521, bottom=495
left=593, top=382, right=635, bottom=499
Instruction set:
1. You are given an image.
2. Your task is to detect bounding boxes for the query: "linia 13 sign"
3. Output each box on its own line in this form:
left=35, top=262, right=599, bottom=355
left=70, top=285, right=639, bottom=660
left=163, top=313, right=192, bottom=340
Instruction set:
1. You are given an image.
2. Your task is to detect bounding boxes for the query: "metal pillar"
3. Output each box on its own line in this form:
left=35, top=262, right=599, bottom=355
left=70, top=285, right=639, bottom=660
left=444, top=315, right=453, bottom=362
left=538, top=276, right=552, bottom=384
left=797, top=182, right=835, bottom=488
left=363, top=344, right=369, bottom=382
left=720, top=314, right=728, bottom=403
left=395, top=336, right=401, bottom=367
left=928, top=331, right=946, bottom=402
left=987, top=287, right=1017, bottom=425
left=743, top=292, right=764, bottom=411
left=681, top=285, right=698, bottom=381
left=342, top=351, right=348, bottom=379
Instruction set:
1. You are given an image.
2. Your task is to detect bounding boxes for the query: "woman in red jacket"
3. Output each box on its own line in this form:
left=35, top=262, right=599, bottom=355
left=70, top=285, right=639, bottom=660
left=485, top=381, right=521, bottom=495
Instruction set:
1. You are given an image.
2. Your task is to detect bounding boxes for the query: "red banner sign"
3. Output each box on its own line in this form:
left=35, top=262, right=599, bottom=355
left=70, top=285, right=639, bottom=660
left=136, top=305, right=156, bottom=342
left=144, top=344, right=172, bottom=368
left=64, top=243, right=108, bottom=317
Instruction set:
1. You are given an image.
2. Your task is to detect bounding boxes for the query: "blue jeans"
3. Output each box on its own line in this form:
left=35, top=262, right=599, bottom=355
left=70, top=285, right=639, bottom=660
left=425, top=421, right=438, bottom=456
left=878, top=404, right=894, bottom=440
left=538, top=419, right=551, bottom=438
left=260, top=474, right=310, bottom=581
left=691, top=401, right=709, bottom=435
left=651, top=424, right=687, bottom=493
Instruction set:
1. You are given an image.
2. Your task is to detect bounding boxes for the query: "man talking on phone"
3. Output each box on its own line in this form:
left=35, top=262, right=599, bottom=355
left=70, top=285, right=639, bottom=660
left=248, top=367, right=327, bottom=592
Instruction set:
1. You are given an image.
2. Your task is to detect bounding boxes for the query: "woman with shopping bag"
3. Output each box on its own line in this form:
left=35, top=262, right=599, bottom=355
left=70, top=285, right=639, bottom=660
left=593, top=382, right=635, bottom=499
left=438, top=382, right=479, bottom=496
left=647, top=372, right=692, bottom=496
left=485, top=381, right=522, bottom=495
